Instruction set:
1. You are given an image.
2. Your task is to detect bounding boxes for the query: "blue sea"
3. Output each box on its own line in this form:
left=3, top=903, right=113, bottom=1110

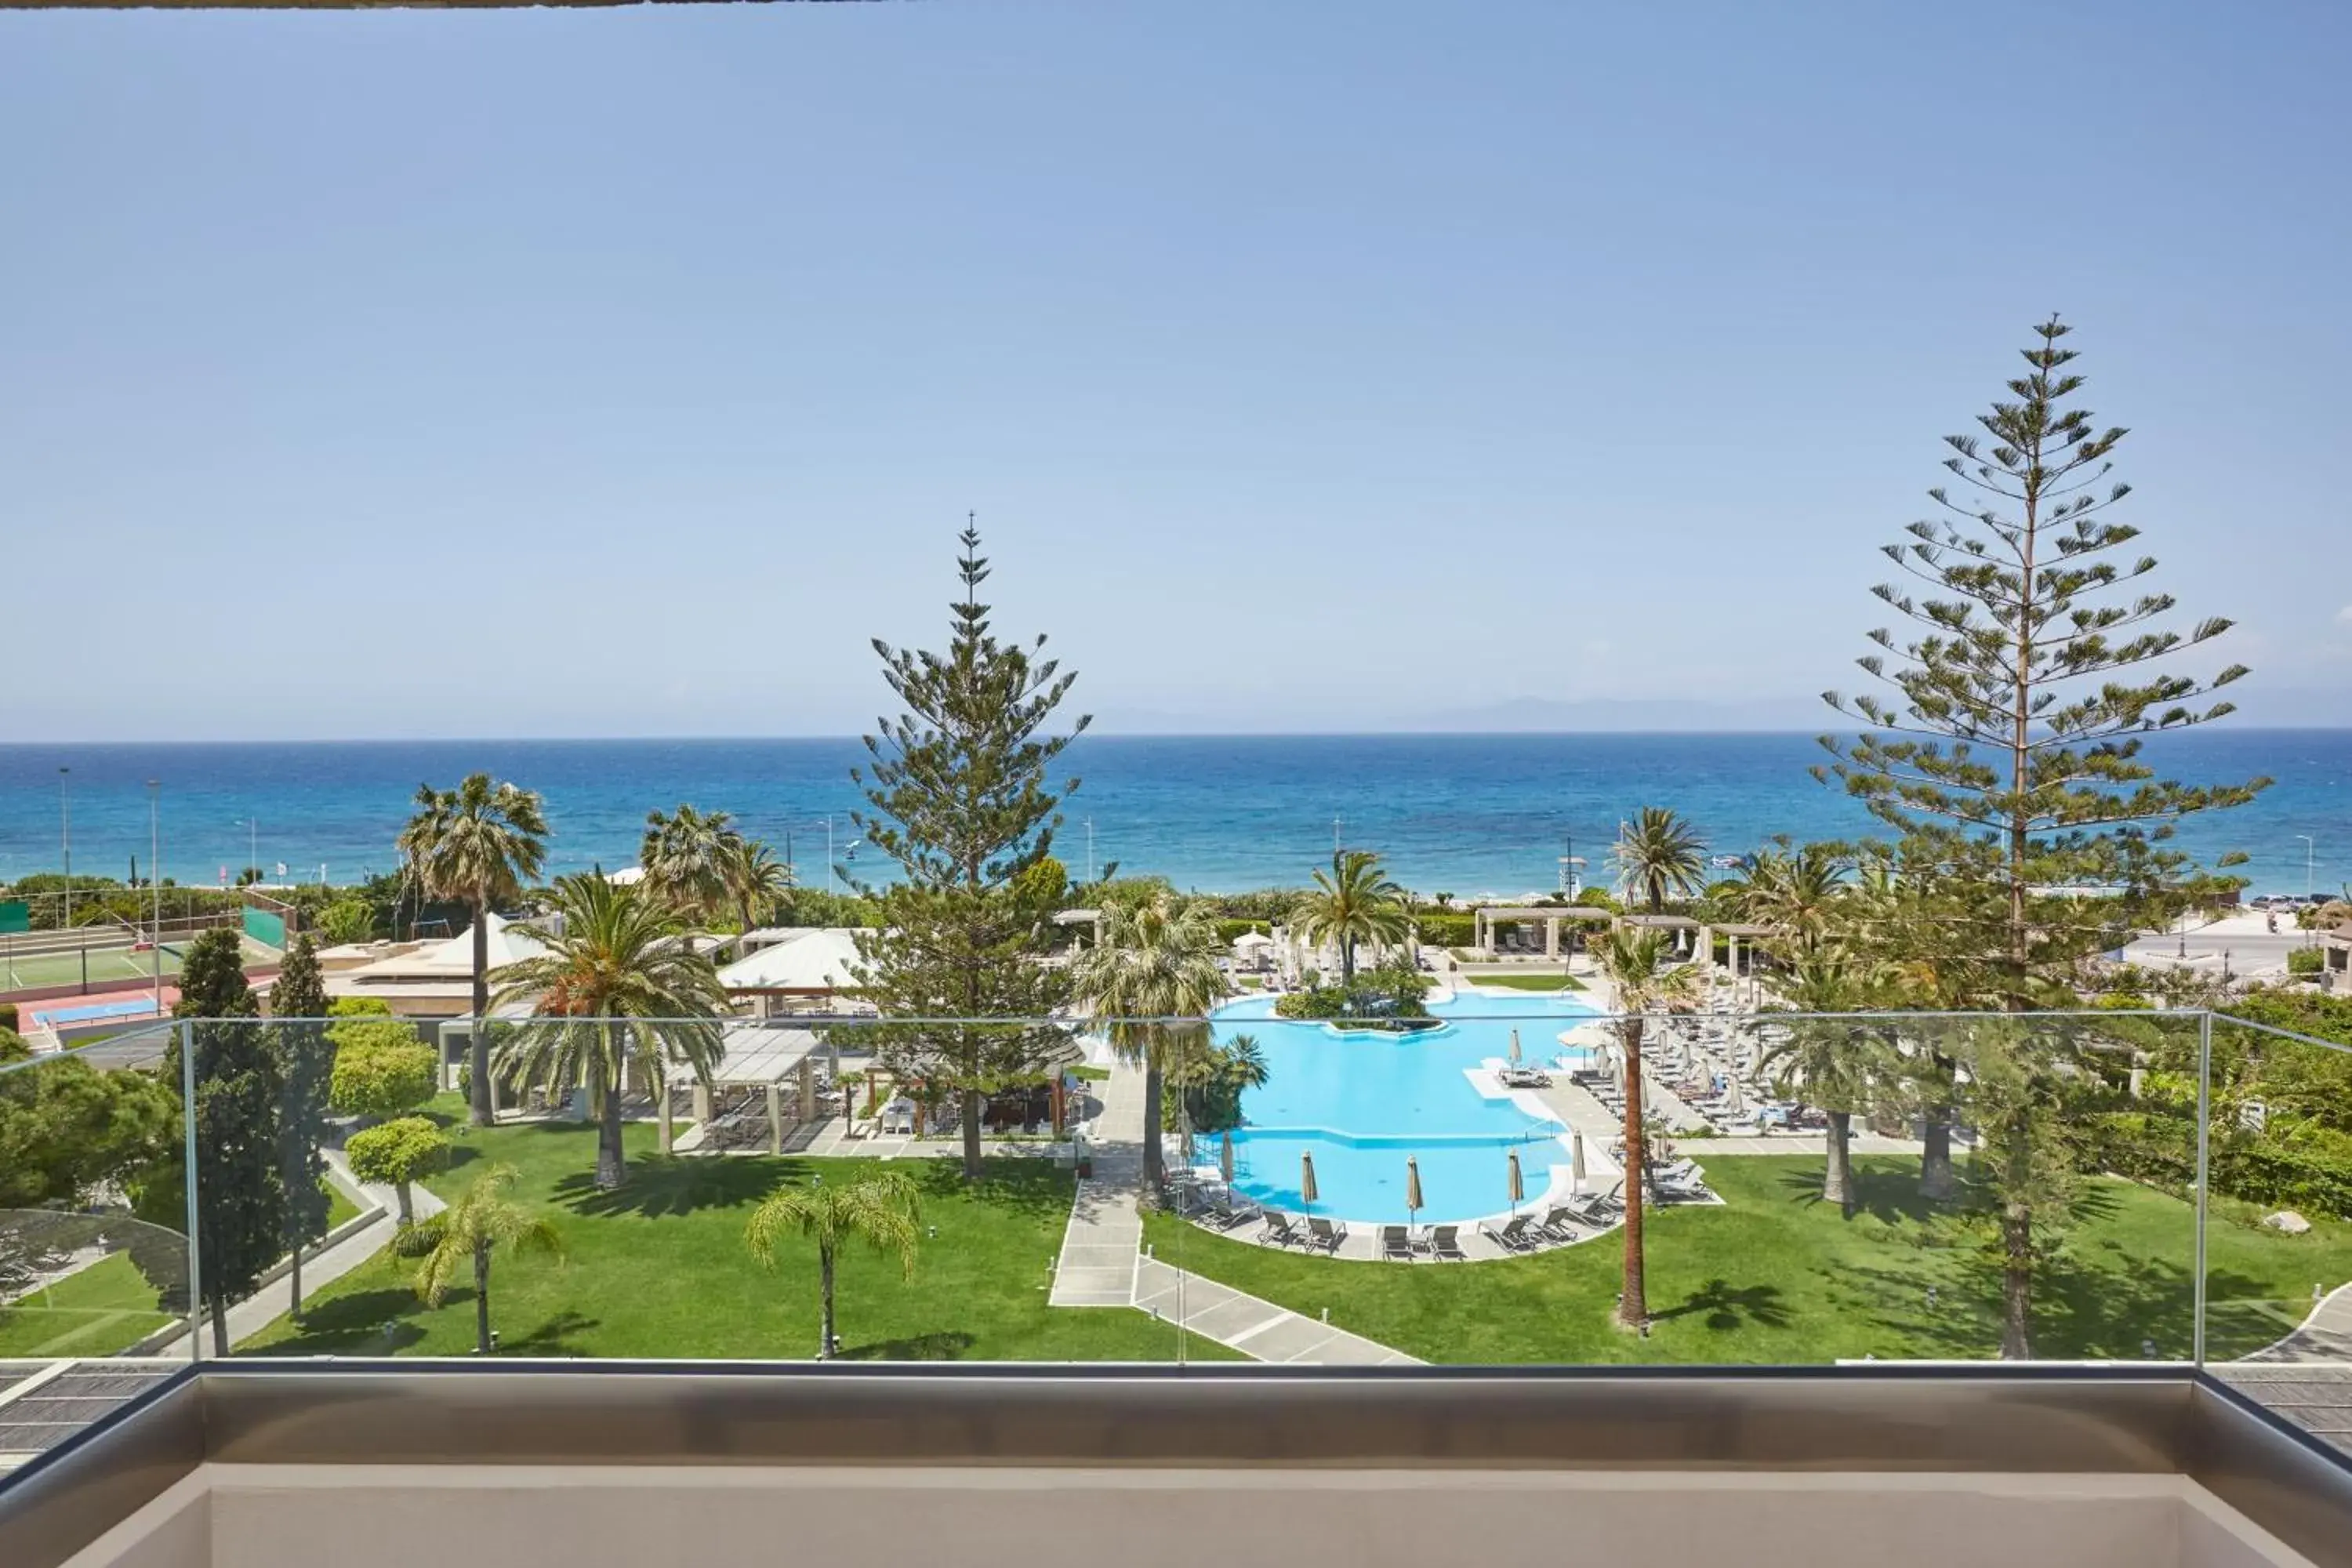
left=0, top=731, right=2342, bottom=897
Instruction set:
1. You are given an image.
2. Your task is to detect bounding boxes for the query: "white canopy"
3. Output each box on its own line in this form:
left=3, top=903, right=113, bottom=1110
left=717, top=927, right=866, bottom=993
left=1232, top=931, right=1277, bottom=952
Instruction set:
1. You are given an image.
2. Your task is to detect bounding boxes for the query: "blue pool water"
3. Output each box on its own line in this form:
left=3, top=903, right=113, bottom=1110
left=1203, top=991, right=1597, bottom=1226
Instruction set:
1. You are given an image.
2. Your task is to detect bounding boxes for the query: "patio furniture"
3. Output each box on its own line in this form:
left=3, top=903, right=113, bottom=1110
left=1210, top=1191, right=1265, bottom=1229
left=1425, top=1225, right=1468, bottom=1261
left=1379, top=1225, right=1417, bottom=1261
left=1259, top=1212, right=1307, bottom=1248
left=1534, top=1205, right=1581, bottom=1243
left=1305, top=1217, right=1347, bottom=1253
left=1479, top=1214, right=1538, bottom=1253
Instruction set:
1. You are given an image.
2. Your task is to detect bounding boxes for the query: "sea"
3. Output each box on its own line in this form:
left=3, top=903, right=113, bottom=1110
left=0, top=731, right=2343, bottom=899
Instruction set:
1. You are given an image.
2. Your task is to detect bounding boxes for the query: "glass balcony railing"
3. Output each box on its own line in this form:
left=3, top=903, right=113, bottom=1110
left=5, top=1003, right=2346, bottom=1443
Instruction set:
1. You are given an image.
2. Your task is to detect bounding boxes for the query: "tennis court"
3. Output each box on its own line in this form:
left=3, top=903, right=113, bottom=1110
left=0, top=933, right=281, bottom=995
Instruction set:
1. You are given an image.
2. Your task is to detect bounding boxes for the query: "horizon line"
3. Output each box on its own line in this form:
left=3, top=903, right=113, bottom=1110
left=2, top=724, right=2347, bottom=748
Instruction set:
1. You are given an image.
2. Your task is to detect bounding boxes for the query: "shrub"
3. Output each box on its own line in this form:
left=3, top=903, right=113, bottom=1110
left=331, top=1033, right=438, bottom=1121
left=1414, top=912, right=1475, bottom=948
left=2085, top=1111, right=2352, bottom=1218
left=318, top=899, right=377, bottom=945
left=2288, top=947, right=2325, bottom=977
left=346, top=1116, right=450, bottom=1225
left=329, top=996, right=394, bottom=1020
left=0, top=1003, right=16, bottom=1033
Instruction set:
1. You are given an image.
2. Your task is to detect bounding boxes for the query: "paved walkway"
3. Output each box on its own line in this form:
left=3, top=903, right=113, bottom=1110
left=1132, top=1258, right=1417, bottom=1364
left=2234, top=1279, right=2352, bottom=1365
left=1049, top=1058, right=1148, bottom=1308
left=1044, top=1058, right=1421, bottom=1363
left=159, top=1148, right=441, bottom=1356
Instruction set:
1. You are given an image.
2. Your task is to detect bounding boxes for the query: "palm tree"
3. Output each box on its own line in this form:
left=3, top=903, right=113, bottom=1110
left=1166, top=1032, right=1270, bottom=1134
left=397, top=774, right=549, bottom=1126
left=1069, top=893, right=1227, bottom=1187
left=723, top=837, right=795, bottom=941
left=1761, top=948, right=1882, bottom=1217
left=745, top=1170, right=921, bottom=1360
left=1734, top=842, right=1848, bottom=959
left=640, top=804, right=742, bottom=925
left=1612, top=807, right=1708, bottom=916
left=1589, top=924, right=1701, bottom=1328
left=1292, top=849, right=1409, bottom=985
left=488, top=873, right=730, bottom=1189
left=414, top=1163, right=564, bottom=1356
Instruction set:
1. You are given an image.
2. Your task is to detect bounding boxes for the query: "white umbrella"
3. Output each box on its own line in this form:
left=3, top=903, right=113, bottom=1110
left=1219, top=1131, right=1236, bottom=1189
left=1570, top=1131, right=1588, bottom=1195
left=1405, top=1156, right=1424, bottom=1224
left=1507, top=1150, right=1525, bottom=1216
left=1508, top=1028, right=1523, bottom=1065
left=1301, top=1152, right=1319, bottom=1216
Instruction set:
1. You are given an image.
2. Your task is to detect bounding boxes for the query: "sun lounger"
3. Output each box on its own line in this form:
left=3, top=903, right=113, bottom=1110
left=1379, top=1225, right=1417, bottom=1261
left=1210, top=1191, right=1265, bottom=1229
left=1479, top=1214, right=1539, bottom=1253
left=1305, top=1216, right=1347, bottom=1253
left=1426, top=1225, right=1468, bottom=1261
left=1259, top=1212, right=1307, bottom=1248
left=1534, top=1205, right=1581, bottom=1243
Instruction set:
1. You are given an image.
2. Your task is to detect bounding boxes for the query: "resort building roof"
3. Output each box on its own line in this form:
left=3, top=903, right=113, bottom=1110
left=715, top=927, right=866, bottom=995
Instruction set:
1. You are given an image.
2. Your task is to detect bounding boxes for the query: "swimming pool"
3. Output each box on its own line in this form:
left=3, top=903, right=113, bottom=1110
left=1202, top=990, right=1598, bottom=1226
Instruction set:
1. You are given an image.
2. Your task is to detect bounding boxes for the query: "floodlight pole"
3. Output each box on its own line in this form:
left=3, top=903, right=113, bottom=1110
left=59, top=767, right=71, bottom=931
left=151, top=781, right=164, bottom=1011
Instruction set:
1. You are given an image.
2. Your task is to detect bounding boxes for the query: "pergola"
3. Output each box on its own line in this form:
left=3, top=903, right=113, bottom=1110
left=1472, top=908, right=1779, bottom=973
left=670, top=1022, right=826, bottom=1156
left=1617, top=914, right=1777, bottom=975
left=1470, top=905, right=1615, bottom=959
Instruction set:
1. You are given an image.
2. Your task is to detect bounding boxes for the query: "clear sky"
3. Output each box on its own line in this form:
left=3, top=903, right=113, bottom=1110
left=4, top=1, right=2347, bottom=739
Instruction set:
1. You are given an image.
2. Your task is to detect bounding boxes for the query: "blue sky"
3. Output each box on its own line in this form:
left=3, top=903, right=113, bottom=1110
left=3, top=2, right=2347, bottom=739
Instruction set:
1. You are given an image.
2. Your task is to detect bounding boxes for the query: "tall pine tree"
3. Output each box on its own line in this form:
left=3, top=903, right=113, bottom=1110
left=1820, top=316, right=2266, bottom=1356
left=170, top=927, right=286, bottom=1356
left=851, top=524, right=1088, bottom=1181
left=270, top=933, right=334, bottom=1321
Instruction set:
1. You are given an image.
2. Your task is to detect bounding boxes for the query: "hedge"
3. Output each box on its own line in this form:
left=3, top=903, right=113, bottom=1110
left=2085, top=1111, right=2352, bottom=1218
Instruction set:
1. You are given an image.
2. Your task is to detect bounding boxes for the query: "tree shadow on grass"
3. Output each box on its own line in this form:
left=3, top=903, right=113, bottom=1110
left=915, top=1158, right=1073, bottom=1221
left=1653, top=1278, right=1791, bottom=1332
left=840, top=1330, right=978, bottom=1363
left=498, top=1309, right=601, bottom=1357
left=242, top=1289, right=429, bottom=1356
left=1771, top=1162, right=1958, bottom=1228
left=557, top=1156, right=797, bottom=1219
left=1828, top=1222, right=2256, bottom=1361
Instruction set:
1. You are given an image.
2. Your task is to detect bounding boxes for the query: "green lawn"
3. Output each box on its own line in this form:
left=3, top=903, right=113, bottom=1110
left=0, top=1176, right=376, bottom=1360
left=241, top=1114, right=1232, bottom=1363
left=1143, top=1156, right=2352, bottom=1364
left=1458, top=972, right=1588, bottom=993
left=0, top=1252, right=179, bottom=1358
